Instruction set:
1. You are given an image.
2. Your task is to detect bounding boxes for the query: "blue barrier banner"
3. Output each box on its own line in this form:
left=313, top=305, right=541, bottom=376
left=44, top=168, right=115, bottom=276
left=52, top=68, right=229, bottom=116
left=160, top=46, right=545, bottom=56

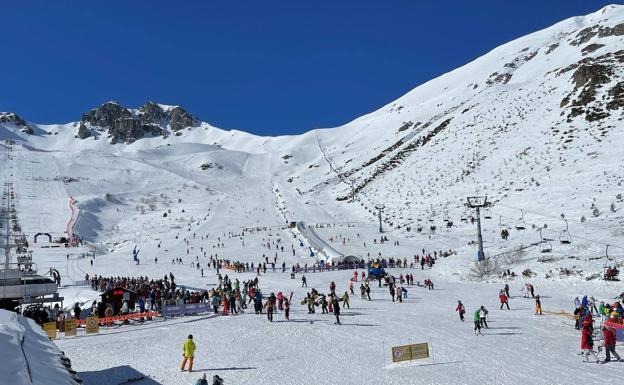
left=162, top=303, right=210, bottom=317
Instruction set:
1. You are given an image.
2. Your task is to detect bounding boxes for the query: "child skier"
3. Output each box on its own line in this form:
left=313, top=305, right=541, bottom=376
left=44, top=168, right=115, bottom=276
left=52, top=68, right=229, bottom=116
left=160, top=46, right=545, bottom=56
left=581, top=321, right=599, bottom=362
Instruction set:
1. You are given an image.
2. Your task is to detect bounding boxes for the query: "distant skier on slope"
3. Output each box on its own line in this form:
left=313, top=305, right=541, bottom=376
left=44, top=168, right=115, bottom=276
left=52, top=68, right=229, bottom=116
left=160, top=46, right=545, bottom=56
left=473, top=309, right=483, bottom=335
left=333, top=296, right=341, bottom=325
left=479, top=306, right=489, bottom=328
left=499, top=291, right=510, bottom=310
left=456, top=300, right=465, bottom=321
left=535, top=296, right=543, bottom=315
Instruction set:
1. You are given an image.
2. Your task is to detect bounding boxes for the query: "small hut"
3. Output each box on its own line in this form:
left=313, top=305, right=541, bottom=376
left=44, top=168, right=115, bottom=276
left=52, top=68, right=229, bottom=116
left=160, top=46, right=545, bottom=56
left=100, top=287, right=137, bottom=315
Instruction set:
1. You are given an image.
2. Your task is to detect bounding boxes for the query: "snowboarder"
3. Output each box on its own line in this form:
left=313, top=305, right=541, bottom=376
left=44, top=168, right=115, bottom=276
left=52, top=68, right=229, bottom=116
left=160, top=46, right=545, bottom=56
left=181, top=335, right=196, bottom=372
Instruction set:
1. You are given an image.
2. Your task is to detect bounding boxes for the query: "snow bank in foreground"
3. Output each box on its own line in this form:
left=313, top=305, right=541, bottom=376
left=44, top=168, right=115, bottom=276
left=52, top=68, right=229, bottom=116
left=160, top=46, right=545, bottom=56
left=0, top=310, right=78, bottom=385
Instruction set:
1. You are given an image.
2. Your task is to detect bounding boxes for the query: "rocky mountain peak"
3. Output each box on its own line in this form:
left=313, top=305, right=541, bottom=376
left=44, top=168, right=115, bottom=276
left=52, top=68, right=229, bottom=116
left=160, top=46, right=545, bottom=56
left=78, top=101, right=198, bottom=144
left=0, top=112, right=33, bottom=135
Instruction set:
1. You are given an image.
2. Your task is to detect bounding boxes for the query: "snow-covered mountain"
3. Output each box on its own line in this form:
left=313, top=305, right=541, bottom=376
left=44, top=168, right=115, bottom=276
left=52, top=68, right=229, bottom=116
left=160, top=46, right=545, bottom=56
left=2, top=4, right=624, bottom=271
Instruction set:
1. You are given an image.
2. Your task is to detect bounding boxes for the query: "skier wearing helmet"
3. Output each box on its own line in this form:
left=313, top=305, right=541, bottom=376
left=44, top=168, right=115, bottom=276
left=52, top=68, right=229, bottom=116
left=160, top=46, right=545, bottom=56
left=181, top=335, right=196, bottom=372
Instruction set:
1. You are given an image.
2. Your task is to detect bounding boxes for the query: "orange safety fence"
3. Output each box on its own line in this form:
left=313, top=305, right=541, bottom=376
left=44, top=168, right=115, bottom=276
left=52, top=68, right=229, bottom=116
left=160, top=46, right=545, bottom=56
left=542, top=310, right=575, bottom=320
left=75, top=311, right=160, bottom=326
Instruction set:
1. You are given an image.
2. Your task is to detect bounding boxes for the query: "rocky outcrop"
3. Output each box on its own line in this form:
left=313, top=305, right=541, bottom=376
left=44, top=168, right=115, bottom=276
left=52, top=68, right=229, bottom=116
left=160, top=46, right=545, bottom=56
left=0, top=112, right=33, bottom=135
left=78, top=101, right=197, bottom=143
left=168, top=106, right=196, bottom=131
left=81, top=101, right=131, bottom=128
left=109, top=118, right=144, bottom=144
left=139, top=102, right=166, bottom=125
left=77, top=122, right=91, bottom=139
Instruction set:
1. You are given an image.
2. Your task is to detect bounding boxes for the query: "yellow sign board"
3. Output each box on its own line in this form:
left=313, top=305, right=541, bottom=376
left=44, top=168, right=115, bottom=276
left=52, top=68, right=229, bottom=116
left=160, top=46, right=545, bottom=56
left=85, top=316, right=99, bottom=334
left=391, top=343, right=429, bottom=363
left=64, top=320, right=77, bottom=336
left=43, top=322, right=57, bottom=339
left=410, top=343, right=429, bottom=360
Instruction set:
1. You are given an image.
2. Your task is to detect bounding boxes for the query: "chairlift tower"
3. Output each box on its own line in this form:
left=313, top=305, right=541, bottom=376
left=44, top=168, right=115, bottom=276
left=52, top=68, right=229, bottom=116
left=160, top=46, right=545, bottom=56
left=466, top=196, right=490, bottom=262
left=375, top=204, right=385, bottom=233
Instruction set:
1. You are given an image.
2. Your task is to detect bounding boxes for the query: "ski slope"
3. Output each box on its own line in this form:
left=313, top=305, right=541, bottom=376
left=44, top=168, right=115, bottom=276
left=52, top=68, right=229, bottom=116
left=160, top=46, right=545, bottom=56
left=0, top=4, right=623, bottom=385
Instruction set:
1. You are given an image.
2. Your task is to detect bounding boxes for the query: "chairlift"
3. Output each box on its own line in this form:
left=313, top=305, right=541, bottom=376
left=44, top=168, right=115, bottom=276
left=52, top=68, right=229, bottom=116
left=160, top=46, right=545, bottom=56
left=484, top=207, right=492, bottom=219
left=539, top=228, right=552, bottom=253
left=515, top=210, right=526, bottom=230
left=559, top=219, right=572, bottom=244
left=603, top=245, right=620, bottom=281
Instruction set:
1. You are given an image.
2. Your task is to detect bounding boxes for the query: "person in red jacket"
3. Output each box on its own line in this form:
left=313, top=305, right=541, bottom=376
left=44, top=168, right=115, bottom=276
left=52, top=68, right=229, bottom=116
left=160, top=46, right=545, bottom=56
left=581, top=321, right=598, bottom=362
left=499, top=291, right=510, bottom=310
left=602, top=326, right=621, bottom=362
left=456, top=300, right=466, bottom=321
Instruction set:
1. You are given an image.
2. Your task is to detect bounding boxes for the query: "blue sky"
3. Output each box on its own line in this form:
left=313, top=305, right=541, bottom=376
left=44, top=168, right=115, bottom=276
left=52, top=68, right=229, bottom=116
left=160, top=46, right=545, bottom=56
left=0, top=1, right=615, bottom=135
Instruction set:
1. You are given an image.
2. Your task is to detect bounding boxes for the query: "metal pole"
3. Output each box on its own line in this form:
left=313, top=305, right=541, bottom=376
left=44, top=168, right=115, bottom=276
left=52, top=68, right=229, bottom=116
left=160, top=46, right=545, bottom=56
left=476, top=207, right=484, bottom=261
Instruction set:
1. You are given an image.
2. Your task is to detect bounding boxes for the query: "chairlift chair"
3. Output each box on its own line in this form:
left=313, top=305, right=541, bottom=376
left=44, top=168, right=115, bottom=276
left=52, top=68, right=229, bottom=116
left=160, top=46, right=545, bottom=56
left=559, top=219, right=572, bottom=244
left=515, top=210, right=526, bottom=230
left=539, top=228, right=552, bottom=253
left=541, top=241, right=552, bottom=253
left=484, top=207, right=492, bottom=219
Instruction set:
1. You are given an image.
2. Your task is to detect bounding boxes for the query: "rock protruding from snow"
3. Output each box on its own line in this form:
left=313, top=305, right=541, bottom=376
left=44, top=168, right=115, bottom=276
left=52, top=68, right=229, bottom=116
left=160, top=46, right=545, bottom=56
left=78, top=101, right=198, bottom=143
left=0, top=112, right=33, bottom=135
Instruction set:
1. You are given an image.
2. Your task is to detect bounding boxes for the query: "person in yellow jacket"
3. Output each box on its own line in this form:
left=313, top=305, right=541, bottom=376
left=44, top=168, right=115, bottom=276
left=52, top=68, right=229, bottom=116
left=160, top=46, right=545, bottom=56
left=181, top=334, right=196, bottom=372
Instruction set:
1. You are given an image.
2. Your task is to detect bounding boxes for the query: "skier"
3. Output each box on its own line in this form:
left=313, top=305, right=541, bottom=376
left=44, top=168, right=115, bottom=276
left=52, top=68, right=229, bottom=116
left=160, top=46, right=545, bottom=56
left=301, top=275, right=307, bottom=288
left=366, top=284, right=371, bottom=301
left=277, top=291, right=284, bottom=310
left=504, top=284, right=510, bottom=298
left=332, top=296, right=341, bottom=325
left=581, top=321, right=598, bottom=362
left=473, top=309, right=483, bottom=335
left=341, top=291, right=350, bottom=309
left=181, top=335, right=196, bottom=372
left=283, top=297, right=290, bottom=320
left=499, top=291, right=510, bottom=310
left=456, top=300, right=465, bottom=321
left=264, top=293, right=276, bottom=322
left=602, top=326, right=621, bottom=362
left=479, top=306, right=489, bottom=328
left=535, top=295, right=543, bottom=315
